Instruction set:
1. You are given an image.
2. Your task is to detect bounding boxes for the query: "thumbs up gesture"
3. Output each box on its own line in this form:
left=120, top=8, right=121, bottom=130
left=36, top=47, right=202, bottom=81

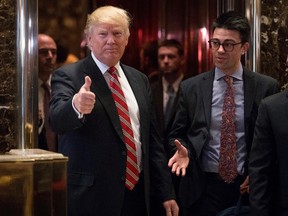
left=73, top=76, right=96, bottom=114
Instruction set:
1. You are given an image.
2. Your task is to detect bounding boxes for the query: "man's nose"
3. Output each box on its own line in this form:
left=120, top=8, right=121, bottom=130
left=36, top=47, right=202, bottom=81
left=107, top=35, right=116, bottom=44
left=47, top=50, right=54, bottom=58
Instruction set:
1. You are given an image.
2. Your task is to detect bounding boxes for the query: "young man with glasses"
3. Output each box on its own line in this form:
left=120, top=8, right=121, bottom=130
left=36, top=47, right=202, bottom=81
left=167, top=11, right=280, bottom=216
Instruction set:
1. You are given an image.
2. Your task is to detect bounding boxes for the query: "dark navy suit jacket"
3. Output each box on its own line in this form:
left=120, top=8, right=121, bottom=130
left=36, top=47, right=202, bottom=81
left=49, top=54, right=175, bottom=216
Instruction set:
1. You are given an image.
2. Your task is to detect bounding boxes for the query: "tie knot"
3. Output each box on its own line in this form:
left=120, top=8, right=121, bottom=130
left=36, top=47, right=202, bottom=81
left=108, top=66, right=116, bottom=75
left=223, top=76, right=233, bottom=86
left=167, top=84, right=174, bottom=93
left=42, top=82, right=50, bottom=91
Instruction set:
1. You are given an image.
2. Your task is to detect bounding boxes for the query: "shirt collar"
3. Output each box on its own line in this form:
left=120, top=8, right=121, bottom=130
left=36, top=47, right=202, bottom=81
left=162, top=73, right=184, bottom=92
left=38, top=76, right=51, bottom=88
left=215, top=65, right=243, bottom=81
left=91, top=52, right=120, bottom=75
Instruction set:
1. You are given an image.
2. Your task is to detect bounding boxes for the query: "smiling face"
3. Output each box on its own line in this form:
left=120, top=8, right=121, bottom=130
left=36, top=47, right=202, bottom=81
left=211, top=28, right=249, bottom=75
left=87, top=23, right=129, bottom=67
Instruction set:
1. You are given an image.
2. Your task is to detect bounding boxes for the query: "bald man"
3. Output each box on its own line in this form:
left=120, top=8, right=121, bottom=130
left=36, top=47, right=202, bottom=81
left=38, top=34, right=58, bottom=151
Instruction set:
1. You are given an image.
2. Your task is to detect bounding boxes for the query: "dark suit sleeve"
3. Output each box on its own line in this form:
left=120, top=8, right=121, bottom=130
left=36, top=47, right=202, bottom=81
left=249, top=98, right=275, bottom=216
left=49, top=64, right=85, bottom=134
left=166, top=78, right=206, bottom=206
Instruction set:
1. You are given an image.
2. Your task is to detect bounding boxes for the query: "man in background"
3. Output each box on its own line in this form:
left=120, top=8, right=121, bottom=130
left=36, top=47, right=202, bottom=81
left=151, top=39, right=185, bottom=154
left=140, top=39, right=160, bottom=82
left=38, top=33, right=58, bottom=151
left=150, top=38, right=185, bottom=216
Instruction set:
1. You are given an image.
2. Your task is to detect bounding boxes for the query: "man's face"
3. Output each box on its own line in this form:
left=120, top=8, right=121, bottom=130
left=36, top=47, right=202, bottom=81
left=38, top=35, right=57, bottom=81
left=87, top=23, right=129, bottom=67
left=158, top=46, right=184, bottom=76
left=210, top=28, right=249, bottom=75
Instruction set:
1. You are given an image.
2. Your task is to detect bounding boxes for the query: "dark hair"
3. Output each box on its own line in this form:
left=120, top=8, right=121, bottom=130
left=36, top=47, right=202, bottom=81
left=158, top=39, right=184, bottom=56
left=212, top=11, right=251, bottom=43
left=142, top=40, right=159, bottom=68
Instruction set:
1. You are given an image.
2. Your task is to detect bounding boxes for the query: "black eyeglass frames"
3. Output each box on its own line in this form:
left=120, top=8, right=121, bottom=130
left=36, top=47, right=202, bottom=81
left=208, top=40, right=242, bottom=52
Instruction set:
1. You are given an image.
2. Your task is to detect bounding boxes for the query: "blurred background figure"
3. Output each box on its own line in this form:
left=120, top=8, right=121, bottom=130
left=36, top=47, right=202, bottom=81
left=56, top=42, right=79, bottom=68
left=151, top=38, right=186, bottom=151
left=80, top=33, right=89, bottom=59
left=150, top=38, right=186, bottom=216
left=38, top=33, right=58, bottom=152
left=139, top=39, right=160, bottom=82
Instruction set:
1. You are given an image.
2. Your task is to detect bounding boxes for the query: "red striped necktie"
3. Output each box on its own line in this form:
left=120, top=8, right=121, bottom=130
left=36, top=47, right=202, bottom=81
left=107, top=67, right=139, bottom=190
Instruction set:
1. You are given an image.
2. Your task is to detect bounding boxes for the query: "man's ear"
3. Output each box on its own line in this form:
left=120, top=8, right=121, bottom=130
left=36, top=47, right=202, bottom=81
left=241, top=42, right=250, bottom=55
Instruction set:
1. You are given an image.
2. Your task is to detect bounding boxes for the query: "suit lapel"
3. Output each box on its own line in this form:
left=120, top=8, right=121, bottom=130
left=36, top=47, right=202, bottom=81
left=122, top=66, right=146, bottom=123
left=83, top=56, right=125, bottom=142
left=122, top=65, right=148, bottom=154
left=243, top=69, right=256, bottom=120
left=201, top=70, right=214, bottom=128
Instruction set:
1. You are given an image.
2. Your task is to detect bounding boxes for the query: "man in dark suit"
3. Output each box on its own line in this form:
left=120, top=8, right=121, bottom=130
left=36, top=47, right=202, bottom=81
left=38, top=33, right=58, bottom=151
left=49, top=6, right=178, bottom=216
left=249, top=90, right=288, bottom=216
left=151, top=39, right=185, bottom=152
left=150, top=39, right=185, bottom=216
left=167, top=11, right=280, bottom=216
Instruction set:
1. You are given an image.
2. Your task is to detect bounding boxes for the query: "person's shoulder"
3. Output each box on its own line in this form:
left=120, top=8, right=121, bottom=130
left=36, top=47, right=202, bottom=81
left=182, top=70, right=212, bottom=86
left=149, top=77, right=162, bottom=92
left=56, top=56, right=86, bottom=71
left=122, top=63, right=141, bottom=73
left=121, top=63, right=149, bottom=81
left=245, top=68, right=278, bottom=84
left=263, top=90, right=288, bottom=105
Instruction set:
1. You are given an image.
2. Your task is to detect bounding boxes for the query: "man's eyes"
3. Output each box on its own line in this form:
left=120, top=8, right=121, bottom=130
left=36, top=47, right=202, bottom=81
left=99, top=32, right=108, bottom=36
left=39, top=49, right=57, bottom=55
left=223, top=42, right=234, bottom=47
left=211, top=41, right=233, bottom=46
left=98, top=32, right=123, bottom=37
left=158, top=54, right=176, bottom=60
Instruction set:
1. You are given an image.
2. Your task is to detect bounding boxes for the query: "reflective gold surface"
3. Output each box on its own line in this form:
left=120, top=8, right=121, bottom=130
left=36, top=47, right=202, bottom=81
left=0, top=149, right=68, bottom=216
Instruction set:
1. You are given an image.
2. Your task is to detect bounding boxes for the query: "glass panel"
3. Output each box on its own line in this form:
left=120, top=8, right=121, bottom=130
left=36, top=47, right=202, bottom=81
left=16, top=0, right=38, bottom=149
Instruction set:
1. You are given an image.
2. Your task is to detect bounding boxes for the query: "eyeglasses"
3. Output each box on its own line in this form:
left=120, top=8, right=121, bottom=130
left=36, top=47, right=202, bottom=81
left=39, top=48, right=57, bottom=56
left=208, top=40, right=242, bottom=52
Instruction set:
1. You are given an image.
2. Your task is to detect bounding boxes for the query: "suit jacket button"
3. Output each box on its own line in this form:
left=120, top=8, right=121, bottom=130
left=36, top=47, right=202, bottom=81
left=121, top=176, right=125, bottom=181
left=122, top=151, right=126, bottom=156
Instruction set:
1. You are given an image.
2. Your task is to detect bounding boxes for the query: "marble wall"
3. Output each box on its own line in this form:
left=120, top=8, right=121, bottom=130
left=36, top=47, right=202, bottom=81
left=0, top=1, right=17, bottom=153
left=261, top=0, right=288, bottom=88
left=38, top=0, right=88, bottom=59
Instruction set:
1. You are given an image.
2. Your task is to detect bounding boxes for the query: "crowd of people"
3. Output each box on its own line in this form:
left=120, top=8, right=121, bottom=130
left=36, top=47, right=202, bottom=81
left=38, top=5, right=287, bottom=216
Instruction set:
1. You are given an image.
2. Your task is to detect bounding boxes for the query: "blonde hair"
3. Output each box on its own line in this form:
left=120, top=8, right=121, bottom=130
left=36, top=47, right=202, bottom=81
left=84, top=6, right=132, bottom=37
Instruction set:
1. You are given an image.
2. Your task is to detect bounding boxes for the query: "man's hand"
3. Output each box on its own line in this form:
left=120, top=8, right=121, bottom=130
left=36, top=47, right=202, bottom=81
left=163, top=199, right=179, bottom=216
left=73, top=76, right=96, bottom=114
left=240, top=176, right=249, bottom=194
left=168, top=139, right=189, bottom=176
